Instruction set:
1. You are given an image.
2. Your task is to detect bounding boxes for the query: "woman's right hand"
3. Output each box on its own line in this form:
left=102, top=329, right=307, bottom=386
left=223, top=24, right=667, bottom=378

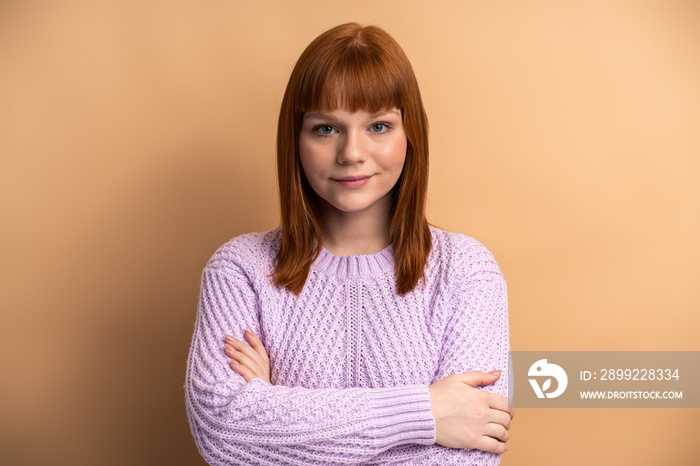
left=428, top=371, right=514, bottom=453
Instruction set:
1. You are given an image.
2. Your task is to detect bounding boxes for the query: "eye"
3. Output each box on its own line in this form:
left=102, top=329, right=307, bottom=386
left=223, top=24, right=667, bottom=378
left=314, top=125, right=337, bottom=136
left=370, top=123, right=390, bottom=133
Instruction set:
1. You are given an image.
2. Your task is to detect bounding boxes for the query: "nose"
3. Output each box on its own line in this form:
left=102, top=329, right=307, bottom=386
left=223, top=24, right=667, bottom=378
left=337, top=129, right=366, bottom=165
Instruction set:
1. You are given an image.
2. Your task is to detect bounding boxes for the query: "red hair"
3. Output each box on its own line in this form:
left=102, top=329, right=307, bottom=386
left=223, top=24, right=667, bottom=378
left=274, top=22, right=431, bottom=295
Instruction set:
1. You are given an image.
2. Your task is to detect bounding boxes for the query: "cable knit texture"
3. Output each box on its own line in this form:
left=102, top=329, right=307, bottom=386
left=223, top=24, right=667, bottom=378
left=185, top=225, right=509, bottom=465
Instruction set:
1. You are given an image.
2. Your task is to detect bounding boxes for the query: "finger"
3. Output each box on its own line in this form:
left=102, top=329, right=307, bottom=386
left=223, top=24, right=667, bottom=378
left=488, top=408, right=512, bottom=431
left=486, top=393, right=512, bottom=414
left=484, top=422, right=509, bottom=443
left=226, top=337, right=265, bottom=368
left=224, top=342, right=253, bottom=363
left=226, top=344, right=262, bottom=375
left=224, top=343, right=243, bottom=362
left=230, top=359, right=255, bottom=382
left=244, top=328, right=270, bottom=363
left=461, top=371, right=501, bottom=388
left=473, top=435, right=508, bottom=455
left=225, top=346, right=261, bottom=379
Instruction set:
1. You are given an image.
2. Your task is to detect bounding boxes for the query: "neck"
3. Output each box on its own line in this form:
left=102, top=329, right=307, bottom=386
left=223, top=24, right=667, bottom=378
left=318, top=200, right=392, bottom=256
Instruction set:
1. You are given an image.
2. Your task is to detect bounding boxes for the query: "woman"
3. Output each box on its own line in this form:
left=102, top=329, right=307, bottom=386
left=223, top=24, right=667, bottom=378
left=185, top=22, right=513, bottom=465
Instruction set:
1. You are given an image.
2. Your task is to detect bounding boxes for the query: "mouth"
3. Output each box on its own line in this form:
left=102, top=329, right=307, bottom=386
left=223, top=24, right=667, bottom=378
left=332, top=175, right=373, bottom=182
left=332, top=175, right=373, bottom=188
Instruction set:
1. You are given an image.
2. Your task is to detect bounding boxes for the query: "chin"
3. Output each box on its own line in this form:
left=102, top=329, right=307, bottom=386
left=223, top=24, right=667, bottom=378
left=331, top=203, right=372, bottom=214
left=318, top=192, right=391, bottom=216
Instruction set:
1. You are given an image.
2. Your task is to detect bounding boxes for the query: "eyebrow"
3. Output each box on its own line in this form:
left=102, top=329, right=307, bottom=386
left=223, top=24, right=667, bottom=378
left=303, top=109, right=401, bottom=120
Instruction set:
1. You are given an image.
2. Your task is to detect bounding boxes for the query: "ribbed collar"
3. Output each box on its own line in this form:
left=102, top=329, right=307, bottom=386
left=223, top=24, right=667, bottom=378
left=312, top=244, right=395, bottom=278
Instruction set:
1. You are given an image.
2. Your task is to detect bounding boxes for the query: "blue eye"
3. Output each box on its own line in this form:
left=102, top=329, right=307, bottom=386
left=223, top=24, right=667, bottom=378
left=371, top=123, right=388, bottom=133
left=315, top=125, right=336, bottom=135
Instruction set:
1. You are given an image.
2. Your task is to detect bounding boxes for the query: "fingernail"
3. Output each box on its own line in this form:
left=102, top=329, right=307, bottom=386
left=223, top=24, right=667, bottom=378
left=224, top=334, right=233, bottom=342
left=245, top=326, right=253, bottom=335
left=489, top=370, right=502, bottom=375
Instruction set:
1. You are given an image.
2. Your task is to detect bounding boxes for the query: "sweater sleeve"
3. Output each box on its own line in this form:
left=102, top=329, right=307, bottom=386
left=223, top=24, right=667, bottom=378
left=435, top=239, right=509, bottom=391
left=185, top=262, right=437, bottom=465
left=428, top=237, right=510, bottom=465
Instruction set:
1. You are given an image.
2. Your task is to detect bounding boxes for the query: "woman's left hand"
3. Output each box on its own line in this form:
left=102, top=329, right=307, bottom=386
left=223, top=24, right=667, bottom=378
left=224, top=328, right=272, bottom=385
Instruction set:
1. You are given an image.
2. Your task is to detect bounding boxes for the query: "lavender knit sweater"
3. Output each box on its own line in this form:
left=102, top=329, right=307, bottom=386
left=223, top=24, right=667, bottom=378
left=185, top=225, right=509, bottom=465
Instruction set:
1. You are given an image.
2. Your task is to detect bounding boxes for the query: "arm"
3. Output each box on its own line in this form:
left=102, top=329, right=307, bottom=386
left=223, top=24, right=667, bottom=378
left=185, top=266, right=436, bottom=466
left=435, top=266, right=510, bottom=393
left=428, top=239, right=512, bottom=463
left=215, top=238, right=513, bottom=464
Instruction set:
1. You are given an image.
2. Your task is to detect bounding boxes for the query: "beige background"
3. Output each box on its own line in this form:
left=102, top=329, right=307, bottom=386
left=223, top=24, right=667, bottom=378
left=1, top=1, right=699, bottom=465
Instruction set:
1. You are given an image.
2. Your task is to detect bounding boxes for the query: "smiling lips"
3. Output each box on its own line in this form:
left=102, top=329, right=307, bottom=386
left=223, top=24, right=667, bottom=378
left=332, top=175, right=373, bottom=188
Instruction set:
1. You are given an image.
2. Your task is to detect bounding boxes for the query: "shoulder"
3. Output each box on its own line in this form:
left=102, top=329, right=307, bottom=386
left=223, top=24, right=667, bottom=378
left=427, top=224, right=504, bottom=288
left=205, top=228, right=281, bottom=277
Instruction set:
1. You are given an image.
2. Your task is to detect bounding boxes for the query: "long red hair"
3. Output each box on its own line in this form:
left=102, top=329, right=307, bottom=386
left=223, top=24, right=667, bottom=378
left=274, top=22, right=431, bottom=295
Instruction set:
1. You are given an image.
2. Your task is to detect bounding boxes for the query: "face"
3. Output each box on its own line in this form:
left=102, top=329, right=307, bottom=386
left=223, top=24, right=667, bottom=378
left=298, top=107, right=407, bottom=222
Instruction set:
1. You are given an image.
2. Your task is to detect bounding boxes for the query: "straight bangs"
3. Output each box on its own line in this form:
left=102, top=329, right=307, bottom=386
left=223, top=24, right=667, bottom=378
left=295, top=41, right=407, bottom=114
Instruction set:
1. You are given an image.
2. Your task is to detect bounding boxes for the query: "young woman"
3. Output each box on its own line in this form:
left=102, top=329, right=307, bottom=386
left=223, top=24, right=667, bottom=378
left=186, top=22, right=513, bottom=465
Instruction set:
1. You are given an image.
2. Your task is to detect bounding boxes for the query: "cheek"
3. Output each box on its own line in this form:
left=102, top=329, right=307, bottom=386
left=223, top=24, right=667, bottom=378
left=384, top=138, right=407, bottom=174
left=298, top=138, right=319, bottom=179
left=299, top=152, right=323, bottom=182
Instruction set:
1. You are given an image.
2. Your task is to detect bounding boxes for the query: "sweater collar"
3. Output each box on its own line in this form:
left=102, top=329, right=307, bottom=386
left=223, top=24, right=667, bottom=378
left=312, top=244, right=395, bottom=278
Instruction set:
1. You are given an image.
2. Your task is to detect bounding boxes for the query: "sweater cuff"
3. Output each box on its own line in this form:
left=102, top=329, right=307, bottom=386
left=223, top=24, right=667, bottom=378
left=366, top=384, right=436, bottom=449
